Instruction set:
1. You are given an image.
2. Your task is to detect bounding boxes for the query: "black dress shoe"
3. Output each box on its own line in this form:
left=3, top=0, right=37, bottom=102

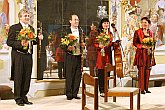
left=67, top=97, right=73, bottom=100
left=146, top=91, right=151, bottom=93
left=141, top=91, right=145, bottom=94
left=73, top=96, right=81, bottom=99
left=24, top=101, right=33, bottom=105
left=16, top=102, right=24, bottom=106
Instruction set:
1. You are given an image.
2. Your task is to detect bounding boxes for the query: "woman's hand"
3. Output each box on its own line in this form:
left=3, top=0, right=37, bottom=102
left=99, top=44, right=104, bottom=49
left=142, top=45, right=152, bottom=49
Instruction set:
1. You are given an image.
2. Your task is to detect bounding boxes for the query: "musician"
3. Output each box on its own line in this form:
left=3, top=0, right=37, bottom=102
left=94, top=18, right=113, bottom=97
left=133, top=17, right=156, bottom=94
left=37, top=21, right=49, bottom=80
left=61, top=14, right=84, bottom=100
left=7, top=9, right=38, bottom=106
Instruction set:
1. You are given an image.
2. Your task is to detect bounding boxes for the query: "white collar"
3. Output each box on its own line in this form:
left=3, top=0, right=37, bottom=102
left=20, top=21, right=29, bottom=28
left=71, top=26, right=78, bottom=31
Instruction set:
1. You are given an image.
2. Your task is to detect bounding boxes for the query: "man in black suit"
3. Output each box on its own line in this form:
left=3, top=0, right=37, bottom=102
left=61, top=14, right=84, bottom=100
left=7, top=9, right=37, bottom=106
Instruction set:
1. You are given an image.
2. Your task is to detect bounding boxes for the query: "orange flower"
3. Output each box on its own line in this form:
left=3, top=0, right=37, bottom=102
left=60, top=34, right=77, bottom=46
left=19, top=29, right=26, bottom=36
left=28, top=32, right=34, bottom=39
left=17, top=27, right=36, bottom=41
left=69, top=34, right=77, bottom=41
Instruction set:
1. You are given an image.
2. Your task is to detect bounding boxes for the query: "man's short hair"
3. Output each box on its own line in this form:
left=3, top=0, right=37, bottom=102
left=69, top=14, right=78, bottom=21
left=18, top=9, right=30, bottom=18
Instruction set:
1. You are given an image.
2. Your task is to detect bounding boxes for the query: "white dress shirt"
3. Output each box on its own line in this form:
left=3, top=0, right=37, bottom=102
left=71, top=27, right=79, bottom=39
left=20, top=21, right=29, bottom=28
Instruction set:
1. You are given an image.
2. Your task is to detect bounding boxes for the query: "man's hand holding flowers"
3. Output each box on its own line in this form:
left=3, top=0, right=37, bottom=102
left=21, top=40, right=28, bottom=47
left=68, top=45, right=75, bottom=51
left=60, top=34, right=78, bottom=54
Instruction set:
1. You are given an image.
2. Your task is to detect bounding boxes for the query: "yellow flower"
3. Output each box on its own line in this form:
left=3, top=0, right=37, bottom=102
left=64, top=40, right=69, bottom=45
left=60, top=34, right=78, bottom=46
left=96, top=32, right=111, bottom=46
left=142, top=37, right=156, bottom=47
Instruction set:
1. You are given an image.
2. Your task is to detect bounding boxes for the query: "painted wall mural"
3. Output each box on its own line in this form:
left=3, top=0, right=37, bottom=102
left=122, top=0, right=165, bottom=76
left=0, top=0, right=9, bottom=51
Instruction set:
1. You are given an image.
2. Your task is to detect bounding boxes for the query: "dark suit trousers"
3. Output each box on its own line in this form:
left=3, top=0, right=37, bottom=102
left=65, top=54, right=82, bottom=98
left=12, top=50, right=32, bottom=102
left=137, top=66, right=151, bottom=91
left=98, top=69, right=104, bottom=93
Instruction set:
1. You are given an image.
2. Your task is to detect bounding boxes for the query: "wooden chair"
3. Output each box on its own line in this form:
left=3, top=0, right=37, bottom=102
left=104, top=63, right=141, bottom=110
left=82, top=73, right=98, bottom=110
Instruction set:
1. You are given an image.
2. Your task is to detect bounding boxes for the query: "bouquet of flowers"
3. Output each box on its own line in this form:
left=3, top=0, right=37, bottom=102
left=142, top=37, right=157, bottom=47
left=17, top=27, right=36, bottom=49
left=60, top=34, right=78, bottom=54
left=60, top=34, right=78, bottom=46
left=142, top=37, right=157, bottom=55
left=96, top=33, right=111, bottom=46
left=96, top=30, right=111, bottom=56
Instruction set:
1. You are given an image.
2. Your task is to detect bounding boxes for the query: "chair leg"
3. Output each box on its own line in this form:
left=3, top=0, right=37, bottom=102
left=82, top=81, right=86, bottom=110
left=130, top=93, right=133, bottom=110
left=113, top=96, right=116, bottom=102
left=137, top=89, right=140, bottom=110
left=94, top=94, right=98, bottom=110
left=82, top=94, right=85, bottom=109
left=94, top=82, right=98, bottom=110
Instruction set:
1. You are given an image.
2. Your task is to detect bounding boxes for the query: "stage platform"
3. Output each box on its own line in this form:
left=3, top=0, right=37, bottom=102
left=1, top=86, right=165, bottom=110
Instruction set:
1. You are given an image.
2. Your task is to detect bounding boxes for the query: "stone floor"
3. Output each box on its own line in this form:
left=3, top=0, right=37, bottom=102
left=1, top=86, right=165, bottom=110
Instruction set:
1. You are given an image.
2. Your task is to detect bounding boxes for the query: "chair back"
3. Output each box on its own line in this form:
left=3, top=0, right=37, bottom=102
left=82, top=73, right=98, bottom=110
left=104, top=63, right=116, bottom=102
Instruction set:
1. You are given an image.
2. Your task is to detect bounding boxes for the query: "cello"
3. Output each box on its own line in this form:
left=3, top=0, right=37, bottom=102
left=111, top=23, right=124, bottom=78
left=113, top=40, right=124, bottom=78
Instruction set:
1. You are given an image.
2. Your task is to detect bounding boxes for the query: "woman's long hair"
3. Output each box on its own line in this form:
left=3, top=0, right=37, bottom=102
left=97, top=18, right=110, bottom=33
